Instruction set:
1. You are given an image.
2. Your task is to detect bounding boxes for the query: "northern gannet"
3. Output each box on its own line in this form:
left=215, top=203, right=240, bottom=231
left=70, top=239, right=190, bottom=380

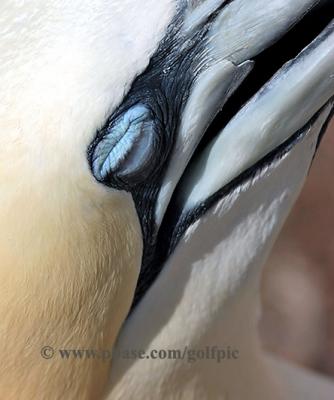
left=1, top=0, right=333, bottom=399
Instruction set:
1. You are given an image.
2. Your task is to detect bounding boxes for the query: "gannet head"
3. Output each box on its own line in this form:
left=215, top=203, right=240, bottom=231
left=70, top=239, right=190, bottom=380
left=89, top=0, right=334, bottom=309
left=100, top=2, right=333, bottom=397
left=1, top=0, right=333, bottom=398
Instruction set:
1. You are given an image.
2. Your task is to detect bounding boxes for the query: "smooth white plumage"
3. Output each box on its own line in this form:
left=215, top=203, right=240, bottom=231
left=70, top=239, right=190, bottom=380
left=0, top=0, right=174, bottom=398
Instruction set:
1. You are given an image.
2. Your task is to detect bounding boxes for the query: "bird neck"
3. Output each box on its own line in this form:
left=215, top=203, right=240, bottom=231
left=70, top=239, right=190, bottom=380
left=0, top=172, right=142, bottom=399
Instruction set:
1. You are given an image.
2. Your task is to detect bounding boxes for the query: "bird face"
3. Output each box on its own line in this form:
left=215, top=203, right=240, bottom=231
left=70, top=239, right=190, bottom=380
left=0, top=1, right=333, bottom=397
left=89, top=0, right=334, bottom=308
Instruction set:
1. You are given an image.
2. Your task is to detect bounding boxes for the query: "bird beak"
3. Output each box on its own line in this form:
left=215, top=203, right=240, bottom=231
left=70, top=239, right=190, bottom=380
left=89, top=0, right=334, bottom=306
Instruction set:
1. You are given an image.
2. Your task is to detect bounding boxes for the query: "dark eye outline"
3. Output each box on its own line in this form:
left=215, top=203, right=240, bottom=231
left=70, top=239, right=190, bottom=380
left=91, top=103, right=160, bottom=186
left=87, top=6, right=211, bottom=194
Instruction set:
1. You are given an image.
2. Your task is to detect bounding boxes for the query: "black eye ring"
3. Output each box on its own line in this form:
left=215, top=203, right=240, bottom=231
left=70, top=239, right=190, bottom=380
left=91, top=103, right=165, bottom=189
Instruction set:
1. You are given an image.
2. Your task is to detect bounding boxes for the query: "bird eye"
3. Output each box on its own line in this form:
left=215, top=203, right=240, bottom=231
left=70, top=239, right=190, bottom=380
left=92, top=104, right=158, bottom=187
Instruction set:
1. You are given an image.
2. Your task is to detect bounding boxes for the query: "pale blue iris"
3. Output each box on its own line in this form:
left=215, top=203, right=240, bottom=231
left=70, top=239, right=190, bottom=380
left=93, top=104, right=152, bottom=181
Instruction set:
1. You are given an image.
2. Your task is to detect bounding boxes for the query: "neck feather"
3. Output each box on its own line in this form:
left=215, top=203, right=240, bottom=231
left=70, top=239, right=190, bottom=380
left=0, top=170, right=142, bottom=399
